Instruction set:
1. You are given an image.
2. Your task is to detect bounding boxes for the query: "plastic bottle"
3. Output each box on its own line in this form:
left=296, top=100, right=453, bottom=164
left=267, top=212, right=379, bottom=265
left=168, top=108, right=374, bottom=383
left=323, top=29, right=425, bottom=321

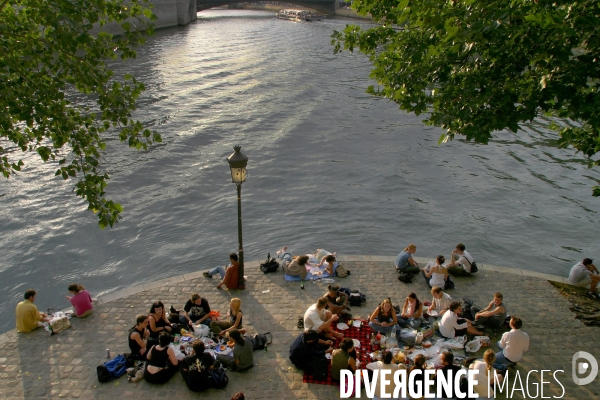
left=391, top=324, right=397, bottom=340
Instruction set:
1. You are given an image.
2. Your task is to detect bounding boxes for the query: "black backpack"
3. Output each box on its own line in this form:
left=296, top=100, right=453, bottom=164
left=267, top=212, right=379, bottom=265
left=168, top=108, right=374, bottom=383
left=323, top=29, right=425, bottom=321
left=310, top=357, right=329, bottom=380
left=398, top=272, right=414, bottom=283
left=260, top=253, right=280, bottom=274
left=252, top=332, right=272, bottom=351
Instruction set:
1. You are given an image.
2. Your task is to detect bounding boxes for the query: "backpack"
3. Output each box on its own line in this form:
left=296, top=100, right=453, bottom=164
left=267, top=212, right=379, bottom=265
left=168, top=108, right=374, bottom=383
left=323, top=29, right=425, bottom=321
left=260, top=253, right=280, bottom=274
left=444, top=276, right=455, bottom=290
left=208, top=367, right=229, bottom=389
left=348, top=289, right=366, bottom=307
left=335, top=263, right=350, bottom=277
left=310, top=357, right=329, bottom=380
left=461, top=298, right=474, bottom=316
left=97, top=354, right=127, bottom=383
left=398, top=272, right=414, bottom=283
left=252, top=332, right=272, bottom=351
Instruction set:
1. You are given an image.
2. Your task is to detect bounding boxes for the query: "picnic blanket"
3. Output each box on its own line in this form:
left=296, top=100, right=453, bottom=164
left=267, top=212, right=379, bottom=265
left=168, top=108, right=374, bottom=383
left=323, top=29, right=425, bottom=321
left=284, top=266, right=332, bottom=281
left=303, top=321, right=372, bottom=386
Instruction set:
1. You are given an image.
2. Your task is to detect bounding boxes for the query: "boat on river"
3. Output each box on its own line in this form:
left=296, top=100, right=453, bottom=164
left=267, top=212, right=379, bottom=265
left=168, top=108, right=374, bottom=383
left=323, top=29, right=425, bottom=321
left=276, top=9, right=326, bottom=22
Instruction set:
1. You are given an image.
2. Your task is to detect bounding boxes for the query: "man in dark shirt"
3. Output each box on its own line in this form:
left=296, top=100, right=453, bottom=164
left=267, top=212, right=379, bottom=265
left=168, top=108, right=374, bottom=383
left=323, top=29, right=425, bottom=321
left=180, top=340, right=214, bottom=392
left=179, top=293, right=211, bottom=327
left=289, top=330, right=333, bottom=372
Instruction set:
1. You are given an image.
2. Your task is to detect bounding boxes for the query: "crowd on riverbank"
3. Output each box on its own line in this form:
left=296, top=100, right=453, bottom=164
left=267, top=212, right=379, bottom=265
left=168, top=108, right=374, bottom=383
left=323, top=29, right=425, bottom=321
left=12, top=242, right=599, bottom=398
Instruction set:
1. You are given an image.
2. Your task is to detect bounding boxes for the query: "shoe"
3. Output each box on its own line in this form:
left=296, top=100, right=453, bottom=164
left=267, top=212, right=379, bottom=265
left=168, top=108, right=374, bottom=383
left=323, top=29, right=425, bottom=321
left=300, top=282, right=304, bottom=290
left=203, top=272, right=212, bottom=278
left=474, top=324, right=485, bottom=330
left=587, top=292, right=598, bottom=299
left=297, top=317, right=304, bottom=329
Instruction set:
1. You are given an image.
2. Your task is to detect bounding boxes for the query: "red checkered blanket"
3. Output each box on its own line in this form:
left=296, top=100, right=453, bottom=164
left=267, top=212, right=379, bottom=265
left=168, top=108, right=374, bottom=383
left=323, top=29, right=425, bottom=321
left=303, top=320, right=373, bottom=386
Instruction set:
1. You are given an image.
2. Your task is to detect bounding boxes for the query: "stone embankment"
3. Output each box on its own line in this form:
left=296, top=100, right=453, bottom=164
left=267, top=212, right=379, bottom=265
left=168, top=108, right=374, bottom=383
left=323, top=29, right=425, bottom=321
left=0, top=256, right=598, bottom=399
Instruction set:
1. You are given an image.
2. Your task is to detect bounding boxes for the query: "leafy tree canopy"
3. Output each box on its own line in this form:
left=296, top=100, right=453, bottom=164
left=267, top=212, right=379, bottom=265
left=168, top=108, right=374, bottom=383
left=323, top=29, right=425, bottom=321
left=332, top=0, right=600, bottom=196
left=0, top=0, right=160, bottom=228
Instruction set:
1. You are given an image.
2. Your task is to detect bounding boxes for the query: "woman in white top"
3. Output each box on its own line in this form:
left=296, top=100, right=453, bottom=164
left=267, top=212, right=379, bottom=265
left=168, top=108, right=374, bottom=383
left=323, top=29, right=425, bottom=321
left=422, top=255, right=449, bottom=289
left=366, top=350, right=407, bottom=400
left=469, top=349, right=503, bottom=399
left=397, top=292, right=423, bottom=329
left=439, top=302, right=485, bottom=339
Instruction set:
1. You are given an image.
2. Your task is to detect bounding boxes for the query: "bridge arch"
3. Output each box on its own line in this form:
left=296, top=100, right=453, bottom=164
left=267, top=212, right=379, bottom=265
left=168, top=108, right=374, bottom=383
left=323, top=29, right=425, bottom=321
left=196, top=1, right=337, bottom=15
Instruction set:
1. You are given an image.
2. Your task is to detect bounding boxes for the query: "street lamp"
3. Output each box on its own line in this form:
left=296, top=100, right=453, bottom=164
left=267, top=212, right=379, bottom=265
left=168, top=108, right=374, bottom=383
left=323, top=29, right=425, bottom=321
left=227, top=145, right=248, bottom=289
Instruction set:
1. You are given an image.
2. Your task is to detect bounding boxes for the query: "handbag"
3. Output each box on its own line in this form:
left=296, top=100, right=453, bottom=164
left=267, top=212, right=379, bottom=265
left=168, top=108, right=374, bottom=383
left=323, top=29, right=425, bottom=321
left=444, top=276, right=455, bottom=290
left=463, top=257, right=478, bottom=273
left=335, top=263, right=350, bottom=277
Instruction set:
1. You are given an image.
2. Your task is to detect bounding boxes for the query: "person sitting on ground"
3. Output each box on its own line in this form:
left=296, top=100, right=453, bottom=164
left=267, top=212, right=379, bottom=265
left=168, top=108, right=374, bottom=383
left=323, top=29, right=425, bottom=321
left=397, top=292, right=423, bottom=329
left=447, top=243, right=475, bottom=276
left=65, top=283, right=93, bottom=317
left=203, top=252, right=241, bottom=290
left=470, top=349, right=503, bottom=399
left=366, top=350, right=406, bottom=400
left=568, top=258, right=600, bottom=299
left=494, top=316, right=529, bottom=369
left=470, top=292, right=507, bottom=332
left=318, top=254, right=338, bottom=276
left=289, top=329, right=333, bottom=371
left=427, top=286, right=453, bottom=323
left=436, top=351, right=462, bottom=399
left=148, top=301, right=176, bottom=341
left=439, top=301, right=485, bottom=339
left=216, top=329, right=254, bottom=371
left=15, top=289, right=50, bottom=333
left=331, top=337, right=358, bottom=380
left=368, top=298, right=399, bottom=334
left=129, top=314, right=151, bottom=360
left=323, top=284, right=349, bottom=317
left=422, top=255, right=450, bottom=289
left=210, top=297, right=244, bottom=337
left=177, top=293, right=211, bottom=328
left=144, top=331, right=179, bottom=384
left=395, top=243, right=420, bottom=274
left=180, top=339, right=214, bottom=391
left=276, top=247, right=314, bottom=289
left=409, top=354, right=429, bottom=395
left=303, top=296, right=343, bottom=340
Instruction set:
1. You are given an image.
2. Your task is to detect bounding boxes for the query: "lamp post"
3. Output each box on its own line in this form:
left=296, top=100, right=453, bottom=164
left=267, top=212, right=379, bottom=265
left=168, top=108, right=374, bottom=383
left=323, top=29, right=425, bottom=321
left=227, top=145, right=248, bottom=289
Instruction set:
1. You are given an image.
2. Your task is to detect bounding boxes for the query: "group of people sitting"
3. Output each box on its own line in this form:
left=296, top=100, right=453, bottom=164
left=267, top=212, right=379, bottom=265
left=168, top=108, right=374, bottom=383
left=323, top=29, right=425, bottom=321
left=127, top=293, right=253, bottom=390
left=289, top=267, right=530, bottom=396
left=396, top=243, right=477, bottom=289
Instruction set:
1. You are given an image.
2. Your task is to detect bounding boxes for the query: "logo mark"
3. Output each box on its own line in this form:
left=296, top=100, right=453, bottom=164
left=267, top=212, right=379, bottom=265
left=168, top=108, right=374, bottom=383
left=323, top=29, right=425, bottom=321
left=572, top=351, right=598, bottom=386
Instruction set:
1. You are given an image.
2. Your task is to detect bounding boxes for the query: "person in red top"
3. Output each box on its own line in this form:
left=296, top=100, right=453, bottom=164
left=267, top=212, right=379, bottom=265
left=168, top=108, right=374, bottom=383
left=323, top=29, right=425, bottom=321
left=203, top=253, right=240, bottom=290
left=65, top=283, right=93, bottom=317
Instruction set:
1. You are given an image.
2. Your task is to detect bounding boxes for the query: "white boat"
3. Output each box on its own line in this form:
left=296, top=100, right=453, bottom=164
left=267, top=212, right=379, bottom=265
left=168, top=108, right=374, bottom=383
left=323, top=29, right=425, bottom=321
left=276, top=9, right=323, bottom=22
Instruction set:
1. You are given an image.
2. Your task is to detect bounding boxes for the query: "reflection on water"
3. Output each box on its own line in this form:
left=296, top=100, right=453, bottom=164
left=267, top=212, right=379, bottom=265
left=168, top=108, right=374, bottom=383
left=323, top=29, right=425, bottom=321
left=0, top=10, right=599, bottom=334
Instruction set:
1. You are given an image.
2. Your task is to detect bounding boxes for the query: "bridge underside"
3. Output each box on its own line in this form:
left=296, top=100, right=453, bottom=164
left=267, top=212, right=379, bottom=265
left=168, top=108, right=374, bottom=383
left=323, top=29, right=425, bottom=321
left=196, top=1, right=336, bottom=14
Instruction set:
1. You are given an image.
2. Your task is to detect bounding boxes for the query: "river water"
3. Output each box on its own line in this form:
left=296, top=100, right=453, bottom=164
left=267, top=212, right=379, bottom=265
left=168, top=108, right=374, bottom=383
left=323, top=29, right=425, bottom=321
left=1, top=10, right=599, bottom=334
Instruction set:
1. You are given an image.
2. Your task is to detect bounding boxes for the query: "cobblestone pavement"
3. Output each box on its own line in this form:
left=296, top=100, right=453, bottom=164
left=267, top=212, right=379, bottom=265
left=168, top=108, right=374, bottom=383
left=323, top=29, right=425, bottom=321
left=1, top=256, right=599, bottom=399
